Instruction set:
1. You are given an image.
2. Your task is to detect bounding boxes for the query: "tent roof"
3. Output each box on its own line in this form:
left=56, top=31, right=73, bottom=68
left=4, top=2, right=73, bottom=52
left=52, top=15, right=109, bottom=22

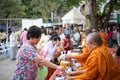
left=62, top=7, right=85, bottom=24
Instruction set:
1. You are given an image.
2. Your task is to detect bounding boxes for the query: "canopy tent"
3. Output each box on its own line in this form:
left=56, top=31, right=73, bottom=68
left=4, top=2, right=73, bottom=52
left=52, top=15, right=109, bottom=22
left=62, top=7, right=86, bottom=26
left=22, top=18, right=43, bottom=30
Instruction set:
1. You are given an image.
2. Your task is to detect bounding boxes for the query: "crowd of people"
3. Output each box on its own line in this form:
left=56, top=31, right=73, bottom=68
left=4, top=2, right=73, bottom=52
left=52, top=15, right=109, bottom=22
left=3, top=24, right=120, bottom=80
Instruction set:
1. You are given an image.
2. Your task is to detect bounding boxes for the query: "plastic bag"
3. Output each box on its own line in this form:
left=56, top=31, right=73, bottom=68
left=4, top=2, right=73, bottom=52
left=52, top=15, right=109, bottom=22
left=37, top=66, right=48, bottom=80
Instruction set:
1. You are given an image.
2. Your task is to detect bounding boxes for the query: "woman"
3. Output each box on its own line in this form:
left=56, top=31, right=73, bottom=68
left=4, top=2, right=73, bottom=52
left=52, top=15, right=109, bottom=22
left=39, top=34, right=61, bottom=80
left=13, top=26, right=64, bottom=80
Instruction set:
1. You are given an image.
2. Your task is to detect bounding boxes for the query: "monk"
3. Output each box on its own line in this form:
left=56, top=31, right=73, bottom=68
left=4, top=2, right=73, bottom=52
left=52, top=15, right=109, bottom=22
left=65, top=29, right=92, bottom=67
left=99, top=29, right=108, bottom=47
left=92, top=28, right=108, bottom=47
left=66, top=32, right=120, bottom=80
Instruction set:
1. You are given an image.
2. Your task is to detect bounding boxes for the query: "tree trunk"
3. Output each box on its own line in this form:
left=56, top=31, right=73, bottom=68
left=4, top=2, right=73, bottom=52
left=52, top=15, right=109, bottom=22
left=85, top=0, right=91, bottom=28
left=85, top=0, right=97, bottom=29
left=102, top=0, right=116, bottom=28
left=90, top=0, right=97, bottom=28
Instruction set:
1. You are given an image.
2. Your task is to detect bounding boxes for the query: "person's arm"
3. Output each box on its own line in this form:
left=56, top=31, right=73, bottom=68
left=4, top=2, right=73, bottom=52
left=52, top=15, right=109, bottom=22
left=62, top=40, right=69, bottom=49
left=26, top=47, right=65, bottom=71
left=69, top=41, right=73, bottom=49
left=65, top=54, right=76, bottom=61
left=65, top=76, right=75, bottom=80
left=20, top=33, right=23, bottom=42
left=33, top=54, right=65, bottom=70
left=61, top=40, right=67, bottom=49
left=75, top=52, right=99, bottom=80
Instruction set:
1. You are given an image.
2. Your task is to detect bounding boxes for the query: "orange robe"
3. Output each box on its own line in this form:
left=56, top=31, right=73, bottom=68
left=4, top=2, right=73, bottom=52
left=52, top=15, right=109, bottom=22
left=74, top=44, right=90, bottom=67
left=75, top=44, right=120, bottom=80
left=99, top=32, right=108, bottom=47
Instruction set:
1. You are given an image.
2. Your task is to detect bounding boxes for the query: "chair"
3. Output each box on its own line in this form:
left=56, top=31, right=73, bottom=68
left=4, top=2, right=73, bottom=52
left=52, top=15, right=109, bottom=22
left=0, top=44, right=5, bottom=58
left=0, top=43, right=8, bottom=59
left=5, top=42, right=11, bottom=57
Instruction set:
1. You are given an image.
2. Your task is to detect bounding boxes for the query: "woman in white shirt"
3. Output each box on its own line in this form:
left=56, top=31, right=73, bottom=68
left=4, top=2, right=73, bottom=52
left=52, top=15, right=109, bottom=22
left=38, top=35, right=61, bottom=80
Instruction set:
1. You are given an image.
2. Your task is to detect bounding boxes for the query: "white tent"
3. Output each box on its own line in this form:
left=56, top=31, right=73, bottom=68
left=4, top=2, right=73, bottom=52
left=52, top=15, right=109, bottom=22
left=22, top=18, right=43, bottom=30
left=62, top=7, right=86, bottom=25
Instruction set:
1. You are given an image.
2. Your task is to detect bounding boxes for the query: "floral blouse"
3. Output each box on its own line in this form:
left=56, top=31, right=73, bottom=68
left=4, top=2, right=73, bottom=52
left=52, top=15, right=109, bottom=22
left=13, top=42, right=38, bottom=80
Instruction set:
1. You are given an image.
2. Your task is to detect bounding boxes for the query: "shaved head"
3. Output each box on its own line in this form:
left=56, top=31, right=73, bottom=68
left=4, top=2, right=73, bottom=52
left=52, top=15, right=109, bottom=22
left=86, top=32, right=103, bottom=46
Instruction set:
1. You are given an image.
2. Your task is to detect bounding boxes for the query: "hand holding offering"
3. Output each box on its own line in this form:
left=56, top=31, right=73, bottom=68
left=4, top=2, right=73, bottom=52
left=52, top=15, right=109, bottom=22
left=65, top=54, right=74, bottom=61
left=57, top=66, right=65, bottom=71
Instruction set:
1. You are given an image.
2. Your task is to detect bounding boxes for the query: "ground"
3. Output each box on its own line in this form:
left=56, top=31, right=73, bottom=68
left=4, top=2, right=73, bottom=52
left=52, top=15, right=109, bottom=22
left=0, top=57, right=16, bottom=80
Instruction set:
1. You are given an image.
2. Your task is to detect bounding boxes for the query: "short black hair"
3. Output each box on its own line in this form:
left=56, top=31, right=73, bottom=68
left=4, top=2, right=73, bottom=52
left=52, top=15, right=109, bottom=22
left=54, top=27, right=59, bottom=31
left=49, top=31, right=58, bottom=36
left=24, top=28, right=27, bottom=31
left=49, top=35, right=61, bottom=41
left=65, top=34, right=70, bottom=39
left=27, top=25, right=42, bottom=40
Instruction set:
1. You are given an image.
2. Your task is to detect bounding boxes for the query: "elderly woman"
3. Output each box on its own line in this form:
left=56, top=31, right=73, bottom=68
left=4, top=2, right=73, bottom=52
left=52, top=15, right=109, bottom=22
left=66, top=32, right=120, bottom=80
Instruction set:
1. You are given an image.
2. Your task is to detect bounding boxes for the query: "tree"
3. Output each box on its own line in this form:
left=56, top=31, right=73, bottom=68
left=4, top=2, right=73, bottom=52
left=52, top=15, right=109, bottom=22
left=28, top=0, right=57, bottom=22
left=0, top=0, right=25, bottom=18
left=50, top=0, right=120, bottom=28
left=24, top=0, right=81, bottom=22
left=84, top=0, right=120, bottom=28
left=21, top=0, right=42, bottom=18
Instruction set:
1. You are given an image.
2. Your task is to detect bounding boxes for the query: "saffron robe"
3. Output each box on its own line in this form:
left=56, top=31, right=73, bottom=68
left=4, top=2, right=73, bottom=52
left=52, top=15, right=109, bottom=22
left=99, top=32, right=108, bottom=47
left=74, top=45, right=90, bottom=67
left=75, top=44, right=120, bottom=80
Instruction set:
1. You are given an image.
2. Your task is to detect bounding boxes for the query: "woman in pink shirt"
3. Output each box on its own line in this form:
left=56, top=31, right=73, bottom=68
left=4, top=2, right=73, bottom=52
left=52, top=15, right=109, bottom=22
left=20, top=28, right=27, bottom=43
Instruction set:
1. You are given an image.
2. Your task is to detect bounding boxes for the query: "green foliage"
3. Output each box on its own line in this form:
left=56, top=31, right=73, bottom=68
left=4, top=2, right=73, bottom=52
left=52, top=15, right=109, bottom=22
left=91, top=0, right=120, bottom=28
left=0, top=0, right=120, bottom=28
left=21, top=0, right=41, bottom=18
left=0, top=0, right=25, bottom=18
left=0, top=0, right=82, bottom=19
left=113, top=0, right=120, bottom=11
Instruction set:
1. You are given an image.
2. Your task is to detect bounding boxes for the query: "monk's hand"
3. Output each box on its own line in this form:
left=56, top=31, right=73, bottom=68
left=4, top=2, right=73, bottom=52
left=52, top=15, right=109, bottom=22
left=65, top=75, right=75, bottom=80
left=66, top=71, right=75, bottom=76
left=57, top=66, right=65, bottom=71
left=65, top=54, right=74, bottom=61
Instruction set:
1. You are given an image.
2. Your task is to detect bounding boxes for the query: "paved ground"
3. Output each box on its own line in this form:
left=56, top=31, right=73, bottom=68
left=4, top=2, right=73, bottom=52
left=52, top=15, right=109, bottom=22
left=0, top=56, right=16, bottom=80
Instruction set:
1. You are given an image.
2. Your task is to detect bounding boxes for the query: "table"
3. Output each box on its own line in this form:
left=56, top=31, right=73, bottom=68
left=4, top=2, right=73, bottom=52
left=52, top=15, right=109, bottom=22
left=50, top=48, right=118, bottom=80
left=110, top=48, right=117, bottom=54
